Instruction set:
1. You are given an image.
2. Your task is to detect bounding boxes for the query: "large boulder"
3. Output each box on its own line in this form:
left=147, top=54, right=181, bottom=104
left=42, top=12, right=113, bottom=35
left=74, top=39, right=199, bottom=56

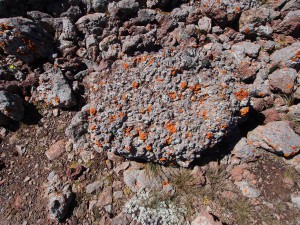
left=0, top=90, right=24, bottom=126
left=88, top=47, right=250, bottom=166
left=0, top=17, right=54, bottom=63
left=248, top=121, right=300, bottom=157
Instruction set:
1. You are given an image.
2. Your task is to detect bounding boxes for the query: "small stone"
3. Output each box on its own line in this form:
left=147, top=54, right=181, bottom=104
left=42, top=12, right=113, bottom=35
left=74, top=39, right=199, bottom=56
left=85, top=181, right=103, bottom=194
left=198, top=16, right=212, bottom=34
left=98, top=186, right=113, bottom=207
left=236, top=181, right=261, bottom=198
left=24, top=176, right=31, bottom=182
left=53, top=109, right=60, bottom=117
left=291, top=194, right=300, bottom=208
left=113, top=191, right=123, bottom=199
left=45, top=140, right=65, bottom=160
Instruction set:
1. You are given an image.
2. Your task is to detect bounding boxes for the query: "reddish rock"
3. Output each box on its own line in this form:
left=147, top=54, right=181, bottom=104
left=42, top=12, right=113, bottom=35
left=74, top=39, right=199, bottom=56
left=261, top=108, right=281, bottom=124
left=45, top=140, right=65, bottom=160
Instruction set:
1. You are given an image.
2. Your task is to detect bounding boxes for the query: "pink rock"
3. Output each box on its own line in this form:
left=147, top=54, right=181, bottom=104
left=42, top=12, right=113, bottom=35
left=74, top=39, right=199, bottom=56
left=230, top=166, right=244, bottom=182
left=45, top=140, right=65, bottom=160
left=262, top=108, right=281, bottom=124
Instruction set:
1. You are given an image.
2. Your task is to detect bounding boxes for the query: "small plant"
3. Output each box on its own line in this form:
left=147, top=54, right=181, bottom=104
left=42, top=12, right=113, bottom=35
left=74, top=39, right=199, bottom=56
left=276, top=93, right=295, bottom=107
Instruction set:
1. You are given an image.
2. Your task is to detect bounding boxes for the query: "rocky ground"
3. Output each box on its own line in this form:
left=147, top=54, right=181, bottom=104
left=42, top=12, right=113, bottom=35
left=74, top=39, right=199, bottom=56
left=0, top=0, right=300, bottom=224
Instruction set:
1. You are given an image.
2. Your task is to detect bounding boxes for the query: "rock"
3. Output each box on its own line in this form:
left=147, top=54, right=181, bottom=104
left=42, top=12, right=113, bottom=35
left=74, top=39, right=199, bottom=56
left=247, top=121, right=300, bottom=157
left=198, top=16, right=212, bottom=34
left=232, top=138, right=259, bottom=162
left=97, top=186, right=112, bottom=207
left=75, top=13, right=108, bottom=35
left=48, top=185, right=74, bottom=221
left=291, top=194, right=300, bottom=208
left=191, top=210, right=223, bottom=225
left=123, top=169, right=162, bottom=192
left=231, top=41, right=261, bottom=58
left=191, top=166, right=206, bottom=186
left=275, top=10, right=300, bottom=37
left=261, top=108, right=281, bottom=124
left=268, top=68, right=298, bottom=94
left=270, top=42, right=300, bottom=69
left=85, top=181, right=103, bottom=194
left=111, top=213, right=132, bottom=225
left=235, top=181, right=261, bottom=198
left=92, top=0, right=109, bottom=12
left=239, top=7, right=278, bottom=36
left=108, top=0, right=139, bottom=19
left=45, top=140, right=65, bottom=160
left=0, top=17, right=54, bottom=63
left=0, top=91, right=24, bottom=126
left=89, top=48, right=250, bottom=166
left=287, top=104, right=300, bottom=121
left=114, top=161, right=130, bottom=174
left=33, top=68, right=77, bottom=109
left=200, top=0, right=263, bottom=27
left=281, top=0, right=300, bottom=16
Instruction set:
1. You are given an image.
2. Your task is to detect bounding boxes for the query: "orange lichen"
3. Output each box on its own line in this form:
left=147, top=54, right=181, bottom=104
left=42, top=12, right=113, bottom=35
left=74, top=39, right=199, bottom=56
left=132, top=81, right=139, bottom=89
left=168, top=91, right=177, bottom=100
left=206, top=132, right=214, bottom=139
left=244, top=27, right=250, bottom=34
left=90, top=125, right=96, bottom=130
left=125, top=146, right=131, bottom=152
left=287, top=84, right=293, bottom=89
left=186, top=132, right=191, bottom=138
left=123, top=63, right=129, bottom=70
left=202, top=110, right=208, bottom=119
left=156, top=77, right=164, bottom=82
left=165, top=122, right=176, bottom=134
left=180, top=81, right=187, bottom=89
left=162, top=180, right=170, bottom=186
left=139, top=131, right=148, bottom=140
left=189, top=84, right=201, bottom=94
left=159, top=157, right=167, bottom=162
left=53, top=96, right=60, bottom=103
left=90, top=107, right=97, bottom=115
left=124, top=127, right=132, bottom=136
left=95, top=141, right=103, bottom=147
left=165, top=136, right=172, bottom=145
left=234, top=5, right=240, bottom=11
left=179, top=108, right=183, bottom=113
left=147, top=105, right=152, bottom=113
left=146, top=145, right=152, bottom=151
left=240, top=107, right=250, bottom=117
left=234, top=89, right=249, bottom=101
left=140, top=109, right=146, bottom=114
left=109, top=114, right=118, bottom=122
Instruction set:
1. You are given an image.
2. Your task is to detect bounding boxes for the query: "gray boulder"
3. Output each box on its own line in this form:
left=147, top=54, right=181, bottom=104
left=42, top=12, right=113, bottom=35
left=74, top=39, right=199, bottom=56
left=0, top=91, right=24, bottom=125
left=248, top=121, right=300, bottom=157
left=0, top=17, right=54, bottom=63
left=33, top=69, right=77, bottom=109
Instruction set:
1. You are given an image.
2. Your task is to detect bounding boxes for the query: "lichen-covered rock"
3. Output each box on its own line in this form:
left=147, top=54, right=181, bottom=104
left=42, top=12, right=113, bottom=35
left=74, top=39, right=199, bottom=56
left=32, top=68, right=77, bottom=108
left=275, top=10, right=300, bottom=38
left=0, top=17, right=54, bottom=63
left=75, top=13, right=108, bottom=35
left=268, top=68, right=298, bottom=94
left=44, top=171, right=74, bottom=221
left=200, top=0, right=263, bottom=27
left=231, top=41, right=261, bottom=58
left=248, top=121, right=300, bottom=157
left=270, top=42, right=300, bottom=69
left=108, top=0, right=140, bottom=19
left=0, top=90, right=24, bottom=126
left=88, top=47, right=250, bottom=166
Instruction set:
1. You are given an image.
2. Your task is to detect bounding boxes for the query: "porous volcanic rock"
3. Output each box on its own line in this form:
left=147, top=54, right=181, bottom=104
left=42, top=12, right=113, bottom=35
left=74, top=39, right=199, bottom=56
left=0, top=17, right=54, bottom=63
left=88, top=47, right=250, bottom=166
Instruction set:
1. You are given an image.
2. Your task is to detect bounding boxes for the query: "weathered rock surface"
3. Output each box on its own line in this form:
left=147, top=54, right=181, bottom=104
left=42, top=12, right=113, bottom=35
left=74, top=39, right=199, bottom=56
left=268, top=68, right=298, bottom=94
left=45, top=140, right=65, bottom=160
left=0, top=17, right=54, bottom=63
left=0, top=90, right=24, bottom=125
left=89, top=47, right=250, bottom=166
left=32, top=68, right=77, bottom=108
left=248, top=121, right=300, bottom=157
